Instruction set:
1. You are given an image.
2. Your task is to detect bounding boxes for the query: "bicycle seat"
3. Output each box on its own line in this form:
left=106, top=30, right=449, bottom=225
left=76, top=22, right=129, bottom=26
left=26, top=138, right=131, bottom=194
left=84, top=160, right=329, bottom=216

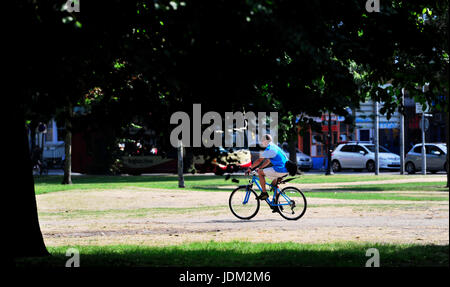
left=275, top=174, right=288, bottom=184
left=279, top=177, right=295, bottom=184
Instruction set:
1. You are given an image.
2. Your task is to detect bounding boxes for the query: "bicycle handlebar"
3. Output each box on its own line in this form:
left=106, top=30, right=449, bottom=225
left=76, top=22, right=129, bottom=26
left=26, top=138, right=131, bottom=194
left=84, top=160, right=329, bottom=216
left=247, top=170, right=258, bottom=176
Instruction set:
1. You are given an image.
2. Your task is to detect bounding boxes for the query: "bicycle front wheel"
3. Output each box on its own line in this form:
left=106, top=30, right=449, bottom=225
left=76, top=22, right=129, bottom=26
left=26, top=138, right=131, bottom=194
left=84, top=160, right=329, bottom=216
left=229, top=186, right=260, bottom=220
left=275, top=186, right=307, bottom=220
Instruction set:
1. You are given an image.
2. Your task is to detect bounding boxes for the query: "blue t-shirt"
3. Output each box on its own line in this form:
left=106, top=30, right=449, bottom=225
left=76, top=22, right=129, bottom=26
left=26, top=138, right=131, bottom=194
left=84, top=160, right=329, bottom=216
left=261, top=143, right=288, bottom=173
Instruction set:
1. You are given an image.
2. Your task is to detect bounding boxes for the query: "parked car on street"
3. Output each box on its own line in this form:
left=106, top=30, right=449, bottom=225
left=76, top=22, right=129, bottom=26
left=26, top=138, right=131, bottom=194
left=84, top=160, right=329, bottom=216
left=331, top=142, right=400, bottom=172
left=282, top=148, right=313, bottom=171
left=405, top=143, right=447, bottom=174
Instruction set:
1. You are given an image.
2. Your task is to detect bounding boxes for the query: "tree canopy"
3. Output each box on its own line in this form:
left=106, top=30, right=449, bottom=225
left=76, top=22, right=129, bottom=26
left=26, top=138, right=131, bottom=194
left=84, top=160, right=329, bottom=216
left=14, top=0, right=448, bottom=143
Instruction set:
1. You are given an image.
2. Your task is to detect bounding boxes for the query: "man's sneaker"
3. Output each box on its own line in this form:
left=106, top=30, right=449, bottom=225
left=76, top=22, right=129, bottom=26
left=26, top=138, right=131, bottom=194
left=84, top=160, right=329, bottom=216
left=256, top=192, right=269, bottom=200
left=271, top=207, right=278, bottom=213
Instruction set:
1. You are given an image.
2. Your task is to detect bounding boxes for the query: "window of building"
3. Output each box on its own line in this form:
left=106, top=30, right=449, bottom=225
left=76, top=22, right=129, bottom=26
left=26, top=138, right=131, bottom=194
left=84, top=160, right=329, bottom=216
left=57, top=125, right=65, bottom=142
left=312, top=134, right=323, bottom=144
left=359, top=129, right=370, bottom=141
left=316, top=144, right=323, bottom=156
left=45, top=121, right=53, bottom=142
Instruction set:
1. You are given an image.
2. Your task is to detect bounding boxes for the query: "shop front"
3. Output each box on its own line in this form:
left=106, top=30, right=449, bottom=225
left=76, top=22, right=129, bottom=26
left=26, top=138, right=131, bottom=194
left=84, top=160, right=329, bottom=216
left=298, top=114, right=353, bottom=170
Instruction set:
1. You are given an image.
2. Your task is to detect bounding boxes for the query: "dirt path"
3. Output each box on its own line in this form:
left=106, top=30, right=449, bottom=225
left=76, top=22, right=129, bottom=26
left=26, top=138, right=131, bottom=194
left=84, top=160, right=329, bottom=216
left=291, top=175, right=447, bottom=190
left=36, top=187, right=449, bottom=247
left=214, top=175, right=447, bottom=191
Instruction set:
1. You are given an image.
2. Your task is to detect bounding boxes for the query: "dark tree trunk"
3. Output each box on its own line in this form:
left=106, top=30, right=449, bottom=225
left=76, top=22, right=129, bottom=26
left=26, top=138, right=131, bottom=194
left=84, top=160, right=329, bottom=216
left=7, top=104, right=49, bottom=259
left=178, top=141, right=185, bottom=188
left=288, top=118, right=299, bottom=163
left=446, top=108, right=449, bottom=188
left=62, top=103, right=73, bottom=185
left=288, top=139, right=297, bottom=163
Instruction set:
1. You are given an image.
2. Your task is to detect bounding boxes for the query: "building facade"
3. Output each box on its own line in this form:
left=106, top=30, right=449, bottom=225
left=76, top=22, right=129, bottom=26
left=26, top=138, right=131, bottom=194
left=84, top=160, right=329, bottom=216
left=28, top=119, right=65, bottom=167
left=297, top=114, right=353, bottom=170
left=296, top=97, right=447, bottom=170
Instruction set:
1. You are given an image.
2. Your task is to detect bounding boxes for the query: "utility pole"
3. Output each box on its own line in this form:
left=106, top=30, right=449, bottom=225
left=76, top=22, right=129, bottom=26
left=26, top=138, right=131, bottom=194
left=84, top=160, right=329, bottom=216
left=420, top=85, right=428, bottom=175
left=400, top=89, right=405, bottom=175
left=420, top=113, right=427, bottom=175
left=374, top=101, right=379, bottom=175
left=325, top=111, right=334, bottom=175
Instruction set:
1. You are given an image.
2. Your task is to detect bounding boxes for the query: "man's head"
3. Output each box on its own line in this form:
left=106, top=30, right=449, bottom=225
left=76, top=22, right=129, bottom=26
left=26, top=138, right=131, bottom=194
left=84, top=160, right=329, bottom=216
left=260, top=134, right=272, bottom=148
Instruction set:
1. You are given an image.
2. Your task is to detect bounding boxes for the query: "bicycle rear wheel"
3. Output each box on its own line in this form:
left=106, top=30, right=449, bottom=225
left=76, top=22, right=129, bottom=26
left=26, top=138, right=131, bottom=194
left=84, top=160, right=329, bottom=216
left=229, top=186, right=260, bottom=220
left=275, top=186, right=307, bottom=220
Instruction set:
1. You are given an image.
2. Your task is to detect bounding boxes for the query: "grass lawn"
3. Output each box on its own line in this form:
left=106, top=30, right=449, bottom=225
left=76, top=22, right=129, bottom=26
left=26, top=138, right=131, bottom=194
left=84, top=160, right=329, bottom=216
left=34, top=175, right=448, bottom=202
left=328, top=182, right=449, bottom=192
left=30, top=176, right=449, bottom=268
left=34, top=174, right=447, bottom=195
left=15, top=241, right=449, bottom=267
left=290, top=174, right=433, bottom=184
left=34, top=174, right=240, bottom=194
left=304, top=191, right=448, bottom=201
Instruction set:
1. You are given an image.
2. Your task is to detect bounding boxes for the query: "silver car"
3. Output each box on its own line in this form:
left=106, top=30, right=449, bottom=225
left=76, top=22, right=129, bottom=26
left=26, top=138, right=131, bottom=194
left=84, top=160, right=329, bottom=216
left=405, top=143, right=447, bottom=174
left=293, top=149, right=313, bottom=171
left=282, top=148, right=313, bottom=171
left=331, top=142, right=401, bottom=172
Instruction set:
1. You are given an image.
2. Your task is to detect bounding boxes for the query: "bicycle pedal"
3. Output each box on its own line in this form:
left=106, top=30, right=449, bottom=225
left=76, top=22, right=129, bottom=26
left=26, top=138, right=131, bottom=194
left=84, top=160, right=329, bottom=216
left=256, top=193, right=269, bottom=200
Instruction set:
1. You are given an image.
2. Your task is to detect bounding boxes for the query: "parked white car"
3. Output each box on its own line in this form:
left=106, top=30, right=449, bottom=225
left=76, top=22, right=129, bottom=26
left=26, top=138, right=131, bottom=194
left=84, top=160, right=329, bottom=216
left=331, top=142, right=400, bottom=172
left=405, top=143, right=447, bottom=174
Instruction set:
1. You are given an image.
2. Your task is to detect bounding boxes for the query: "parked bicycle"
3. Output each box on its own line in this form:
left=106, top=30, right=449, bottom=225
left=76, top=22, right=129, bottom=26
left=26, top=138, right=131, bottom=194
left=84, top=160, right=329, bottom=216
left=229, top=170, right=307, bottom=220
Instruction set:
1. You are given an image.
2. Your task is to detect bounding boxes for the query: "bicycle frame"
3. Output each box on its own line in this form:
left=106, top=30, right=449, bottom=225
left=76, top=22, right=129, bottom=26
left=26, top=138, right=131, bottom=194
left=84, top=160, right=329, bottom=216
left=244, top=175, right=293, bottom=207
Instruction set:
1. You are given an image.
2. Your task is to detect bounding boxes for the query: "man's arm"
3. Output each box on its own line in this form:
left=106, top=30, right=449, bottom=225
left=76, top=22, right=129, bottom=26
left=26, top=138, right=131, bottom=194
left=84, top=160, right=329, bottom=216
left=247, top=157, right=270, bottom=173
left=258, top=158, right=271, bottom=170
left=249, top=158, right=264, bottom=171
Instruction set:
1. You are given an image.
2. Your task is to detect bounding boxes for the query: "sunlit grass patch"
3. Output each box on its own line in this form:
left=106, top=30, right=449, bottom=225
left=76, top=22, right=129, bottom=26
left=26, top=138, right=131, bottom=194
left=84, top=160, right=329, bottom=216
left=15, top=241, right=449, bottom=267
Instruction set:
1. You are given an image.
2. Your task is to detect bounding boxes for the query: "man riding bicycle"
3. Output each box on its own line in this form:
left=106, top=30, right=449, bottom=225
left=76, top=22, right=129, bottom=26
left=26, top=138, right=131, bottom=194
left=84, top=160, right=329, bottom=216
left=246, top=134, right=289, bottom=201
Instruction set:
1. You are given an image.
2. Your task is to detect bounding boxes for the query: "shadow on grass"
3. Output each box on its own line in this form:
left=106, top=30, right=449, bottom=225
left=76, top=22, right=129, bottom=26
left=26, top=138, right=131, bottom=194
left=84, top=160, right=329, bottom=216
left=15, top=243, right=449, bottom=267
left=319, top=186, right=449, bottom=192
left=34, top=175, right=246, bottom=186
left=191, top=186, right=235, bottom=191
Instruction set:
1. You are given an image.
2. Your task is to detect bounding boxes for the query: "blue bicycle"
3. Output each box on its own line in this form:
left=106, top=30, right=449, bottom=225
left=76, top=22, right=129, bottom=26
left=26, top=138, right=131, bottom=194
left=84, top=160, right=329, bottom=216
left=229, top=171, right=307, bottom=220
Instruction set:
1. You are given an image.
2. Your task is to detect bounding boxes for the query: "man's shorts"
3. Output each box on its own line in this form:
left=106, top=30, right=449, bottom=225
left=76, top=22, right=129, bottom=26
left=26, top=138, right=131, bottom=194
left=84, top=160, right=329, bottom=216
left=262, top=167, right=288, bottom=180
